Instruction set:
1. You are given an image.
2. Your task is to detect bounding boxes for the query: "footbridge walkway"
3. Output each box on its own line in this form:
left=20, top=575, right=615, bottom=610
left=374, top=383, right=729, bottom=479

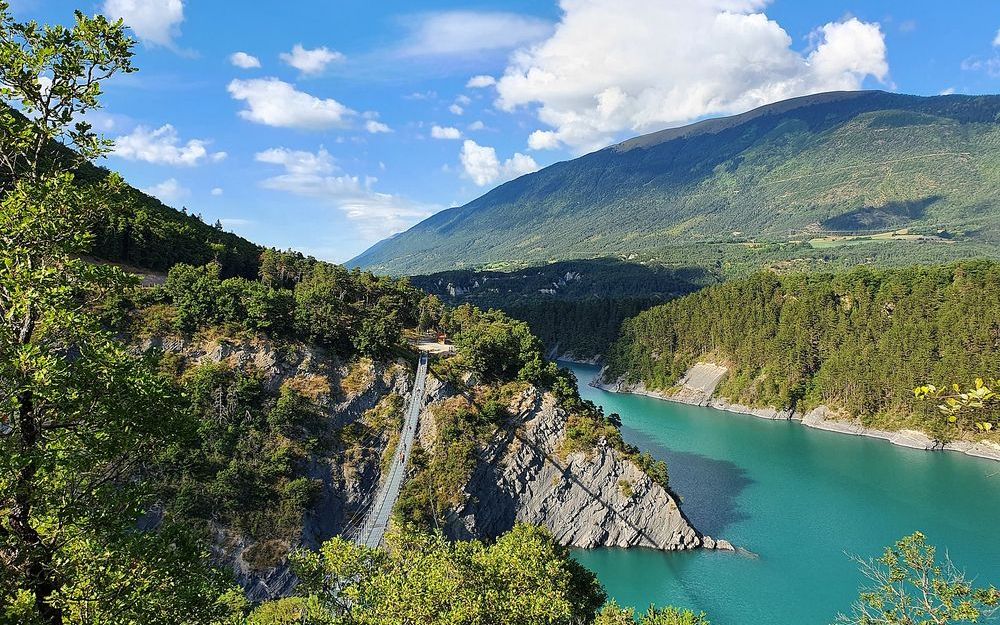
left=353, top=352, right=428, bottom=548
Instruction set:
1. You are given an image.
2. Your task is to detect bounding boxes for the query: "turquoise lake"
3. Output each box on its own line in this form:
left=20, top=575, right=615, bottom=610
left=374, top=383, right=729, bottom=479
left=564, top=362, right=1000, bottom=625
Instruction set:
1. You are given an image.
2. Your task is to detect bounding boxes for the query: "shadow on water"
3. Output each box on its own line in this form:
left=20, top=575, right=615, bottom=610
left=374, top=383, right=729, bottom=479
left=620, top=424, right=753, bottom=537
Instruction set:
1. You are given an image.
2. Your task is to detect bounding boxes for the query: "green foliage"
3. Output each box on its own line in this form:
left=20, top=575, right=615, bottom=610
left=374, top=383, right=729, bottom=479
left=914, top=378, right=1000, bottom=433
left=595, top=602, right=711, bottom=625
left=142, top=253, right=420, bottom=359
left=276, top=525, right=606, bottom=625
left=411, top=259, right=712, bottom=358
left=836, top=532, right=1000, bottom=624
left=354, top=91, right=1000, bottom=276
left=0, top=4, right=235, bottom=622
left=444, top=304, right=549, bottom=383
left=156, top=361, right=325, bottom=557
left=606, top=262, right=1000, bottom=439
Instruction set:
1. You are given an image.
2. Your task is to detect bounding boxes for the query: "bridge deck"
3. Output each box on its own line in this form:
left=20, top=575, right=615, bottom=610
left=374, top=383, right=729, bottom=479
left=356, top=352, right=428, bottom=548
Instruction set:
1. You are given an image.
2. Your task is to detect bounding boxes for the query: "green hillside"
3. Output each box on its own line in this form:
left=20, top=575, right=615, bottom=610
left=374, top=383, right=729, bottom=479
left=410, top=259, right=714, bottom=358
left=351, top=91, right=1000, bottom=275
left=604, top=261, right=1000, bottom=438
left=1, top=104, right=262, bottom=278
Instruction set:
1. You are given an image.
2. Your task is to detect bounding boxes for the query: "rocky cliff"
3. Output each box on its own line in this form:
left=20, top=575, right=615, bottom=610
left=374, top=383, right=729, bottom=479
left=418, top=379, right=725, bottom=551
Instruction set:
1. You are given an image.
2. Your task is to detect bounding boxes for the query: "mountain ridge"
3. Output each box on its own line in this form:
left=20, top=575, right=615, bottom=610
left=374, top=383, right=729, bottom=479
left=351, top=90, right=1000, bottom=275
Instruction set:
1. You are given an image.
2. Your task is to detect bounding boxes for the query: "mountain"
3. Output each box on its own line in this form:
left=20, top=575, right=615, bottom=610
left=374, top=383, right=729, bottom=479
left=351, top=91, right=1000, bottom=275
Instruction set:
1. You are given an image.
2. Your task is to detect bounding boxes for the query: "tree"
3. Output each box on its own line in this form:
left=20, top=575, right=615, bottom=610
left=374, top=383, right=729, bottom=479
left=278, top=524, right=606, bottom=625
left=595, top=603, right=711, bottom=625
left=0, top=5, right=232, bottom=623
left=836, top=532, right=999, bottom=625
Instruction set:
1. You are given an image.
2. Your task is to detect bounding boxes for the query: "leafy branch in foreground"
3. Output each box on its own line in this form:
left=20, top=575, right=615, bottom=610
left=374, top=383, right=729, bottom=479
left=914, top=378, right=999, bottom=433
left=836, top=532, right=999, bottom=625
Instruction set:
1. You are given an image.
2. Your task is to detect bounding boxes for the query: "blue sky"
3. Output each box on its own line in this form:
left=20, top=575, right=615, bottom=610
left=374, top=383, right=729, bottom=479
left=11, top=0, right=1000, bottom=262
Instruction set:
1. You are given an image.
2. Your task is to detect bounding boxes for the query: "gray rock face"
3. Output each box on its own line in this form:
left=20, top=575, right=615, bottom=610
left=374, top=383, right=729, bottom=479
left=440, top=391, right=702, bottom=550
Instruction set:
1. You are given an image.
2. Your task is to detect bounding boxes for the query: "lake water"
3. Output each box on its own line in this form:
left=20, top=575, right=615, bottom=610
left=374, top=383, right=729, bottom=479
left=564, top=362, right=1000, bottom=625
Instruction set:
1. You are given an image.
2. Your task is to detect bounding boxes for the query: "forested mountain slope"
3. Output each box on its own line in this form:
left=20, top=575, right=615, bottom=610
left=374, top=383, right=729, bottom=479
left=410, top=259, right=713, bottom=358
left=603, top=261, right=1000, bottom=440
left=1, top=104, right=262, bottom=278
left=352, top=91, right=1000, bottom=275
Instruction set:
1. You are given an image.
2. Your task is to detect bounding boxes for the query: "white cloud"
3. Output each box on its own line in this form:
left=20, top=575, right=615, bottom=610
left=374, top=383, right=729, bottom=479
left=431, top=125, right=462, bottom=140
left=255, top=147, right=336, bottom=176
left=495, top=0, right=889, bottom=152
left=256, top=147, right=434, bottom=240
left=467, top=120, right=486, bottom=131
left=211, top=187, right=224, bottom=196
left=365, top=120, right=392, bottom=134
left=228, top=78, right=355, bottom=130
left=994, top=28, right=1000, bottom=47
left=144, top=177, right=188, bottom=203
left=229, top=51, right=261, bottom=69
left=103, top=0, right=184, bottom=47
left=449, top=103, right=464, bottom=115
left=112, top=124, right=226, bottom=166
left=460, top=139, right=538, bottom=187
left=467, top=75, right=497, bottom=88
left=397, top=11, right=552, bottom=57
left=279, top=44, right=345, bottom=75
left=939, top=87, right=956, bottom=96
left=527, top=129, right=561, bottom=150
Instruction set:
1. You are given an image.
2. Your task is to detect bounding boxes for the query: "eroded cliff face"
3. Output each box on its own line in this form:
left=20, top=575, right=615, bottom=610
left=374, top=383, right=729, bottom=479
left=419, top=381, right=712, bottom=551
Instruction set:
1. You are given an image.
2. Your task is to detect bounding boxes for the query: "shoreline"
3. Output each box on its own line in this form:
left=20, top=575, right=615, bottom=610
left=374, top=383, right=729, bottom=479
left=589, top=370, right=1000, bottom=464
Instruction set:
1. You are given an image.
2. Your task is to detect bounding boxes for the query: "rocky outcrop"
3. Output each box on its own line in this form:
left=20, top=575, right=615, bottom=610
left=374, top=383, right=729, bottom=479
left=425, top=388, right=713, bottom=551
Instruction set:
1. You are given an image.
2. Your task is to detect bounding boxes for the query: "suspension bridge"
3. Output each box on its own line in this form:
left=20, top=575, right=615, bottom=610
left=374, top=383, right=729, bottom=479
left=348, top=352, right=428, bottom=548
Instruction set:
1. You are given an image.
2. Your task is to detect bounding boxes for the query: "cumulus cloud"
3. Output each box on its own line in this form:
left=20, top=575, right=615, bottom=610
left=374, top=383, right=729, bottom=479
left=467, top=75, right=497, bottom=88
left=228, top=78, right=355, bottom=130
left=397, top=11, right=552, bottom=57
left=460, top=140, right=538, bottom=186
left=467, top=120, right=486, bottom=131
left=256, top=147, right=434, bottom=239
left=144, top=177, right=188, bottom=203
left=449, top=103, right=464, bottom=115
left=230, top=51, right=261, bottom=69
left=496, top=0, right=889, bottom=152
left=365, top=120, right=392, bottom=134
left=994, top=28, right=1000, bottom=47
left=527, top=129, right=560, bottom=151
left=113, top=124, right=226, bottom=166
left=211, top=187, right=224, bottom=196
left=255, top=147, right=336, bottom=176
left=103, top=0, right=184, bottom=47
left=280, top=44, right=345, bottom=75
left=431, top=125, right=462, bottom=140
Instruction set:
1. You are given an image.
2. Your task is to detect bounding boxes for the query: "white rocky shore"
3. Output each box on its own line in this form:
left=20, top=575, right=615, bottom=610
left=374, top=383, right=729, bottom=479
left=595, top=362, right=1000, bottom=463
